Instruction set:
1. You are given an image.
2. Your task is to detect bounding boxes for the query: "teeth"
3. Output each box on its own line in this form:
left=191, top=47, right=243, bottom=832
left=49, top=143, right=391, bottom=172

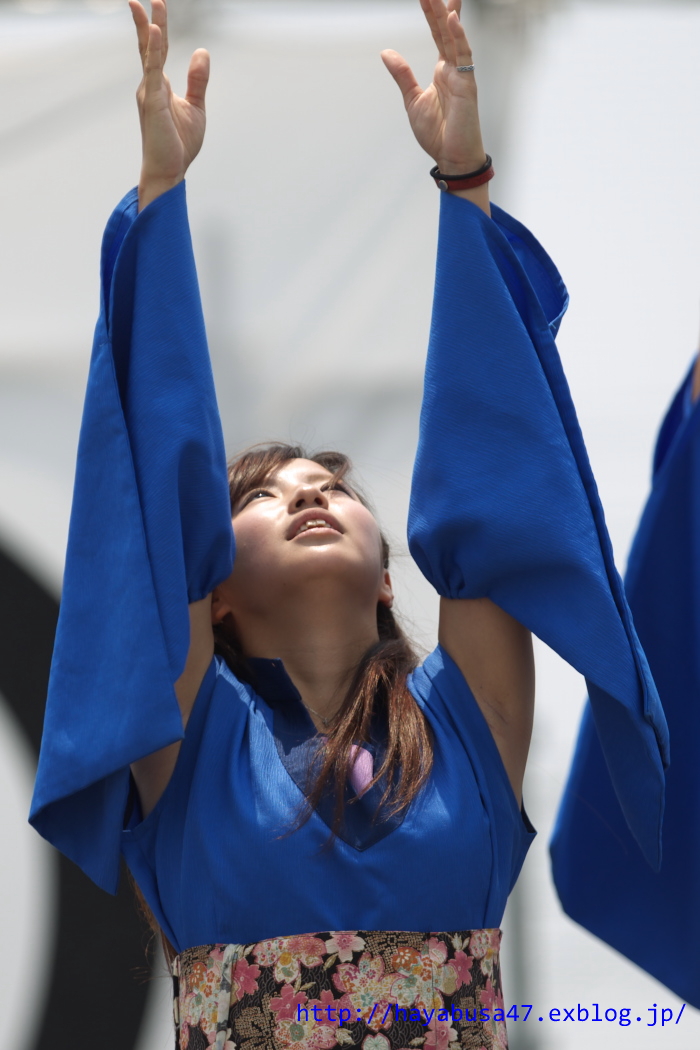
left=297, top=519, right=332, bottom=534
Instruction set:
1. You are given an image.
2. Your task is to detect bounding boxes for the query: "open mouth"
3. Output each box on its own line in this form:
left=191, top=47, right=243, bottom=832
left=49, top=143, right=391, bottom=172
left=295, top=519, right=339, bottom=535
left=290, top=514, right=342, bottom=539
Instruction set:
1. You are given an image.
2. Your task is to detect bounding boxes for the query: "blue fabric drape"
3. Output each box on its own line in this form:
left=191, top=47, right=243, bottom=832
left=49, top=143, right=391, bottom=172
left=551, top=365, right=700, bottom=1008
left=29, top=185, right=234, bottom=892
left=30, top=184, right=670, bottom=927
left=408, top=193, right=668, bottom=869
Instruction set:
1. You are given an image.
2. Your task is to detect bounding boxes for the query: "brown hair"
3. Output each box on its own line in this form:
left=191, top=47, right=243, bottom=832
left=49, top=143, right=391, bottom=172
left=215, top=443, right=433, bottom=835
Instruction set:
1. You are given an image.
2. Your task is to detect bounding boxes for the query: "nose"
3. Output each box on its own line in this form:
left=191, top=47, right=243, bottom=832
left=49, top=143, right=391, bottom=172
left=290, top=483, right=329, bottom=511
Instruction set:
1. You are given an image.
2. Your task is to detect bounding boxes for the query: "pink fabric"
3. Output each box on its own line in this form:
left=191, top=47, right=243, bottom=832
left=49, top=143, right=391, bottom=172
left=348, top=745, right=374, bottom=796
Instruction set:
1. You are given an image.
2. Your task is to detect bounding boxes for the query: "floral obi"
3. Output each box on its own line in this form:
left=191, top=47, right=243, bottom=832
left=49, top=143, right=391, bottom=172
left=172, top=929, right=508, bottom=1050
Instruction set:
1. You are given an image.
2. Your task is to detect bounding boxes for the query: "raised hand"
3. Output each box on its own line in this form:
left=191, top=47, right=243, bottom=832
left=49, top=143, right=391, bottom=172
left=381, top=0, right=486, bottom=178
left=129, top=0, right=210, bottom=210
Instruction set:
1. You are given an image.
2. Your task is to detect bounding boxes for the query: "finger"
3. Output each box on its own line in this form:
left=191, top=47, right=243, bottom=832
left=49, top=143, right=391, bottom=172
left=186, top=48, right=210, bottom=111
left=128, top=0, right=150, bottom=68
left=426, top=0, right=453, bottom=64
left=447, top=10, right=474, bottom=72
left=419, top=0, right=447, bottom=60
left=143, top=23, right=165, bottom=95
left=151, top=0, right=169, bottom=66
left=380, top=50, right=422, bottom=109
left=448, top=0, right=464, bottom=40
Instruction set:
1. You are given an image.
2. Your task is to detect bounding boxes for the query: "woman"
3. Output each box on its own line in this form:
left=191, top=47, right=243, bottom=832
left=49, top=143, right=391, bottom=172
left=29, top=1, right=668, bottom=1048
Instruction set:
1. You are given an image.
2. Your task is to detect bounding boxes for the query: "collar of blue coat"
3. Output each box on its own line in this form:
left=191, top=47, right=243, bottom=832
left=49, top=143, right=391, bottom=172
left=246, top=657, right=404, bottom=851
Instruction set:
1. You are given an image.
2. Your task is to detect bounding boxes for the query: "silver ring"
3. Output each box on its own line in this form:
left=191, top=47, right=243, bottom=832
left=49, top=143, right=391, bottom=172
left=456, top=65, right=475, bottom=73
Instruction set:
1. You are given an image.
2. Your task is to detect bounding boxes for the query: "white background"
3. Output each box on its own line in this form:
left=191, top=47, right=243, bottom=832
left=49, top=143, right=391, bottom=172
left=0, top=2, right=698, bottom=1048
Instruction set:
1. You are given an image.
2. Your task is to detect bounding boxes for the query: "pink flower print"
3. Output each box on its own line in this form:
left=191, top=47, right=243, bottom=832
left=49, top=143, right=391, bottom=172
left=232, top=957, right=261, bottom=1001
left=425, top=1012, right=457, bottom=1050
left=286, top=935, right=328, bottom=968
left=332, top=954, right=396, bottom=1029
left=479, top=978, right=504, bottom=1016
left=252, top=938, right=280, bottom=968
left=270, top=984, right=309, bottom=1021
left=253, top=936, right=326, bottom=984
left=306, top=988, right=341, bottom=1025
left=325, top=932, right=366, bottom=962
left=468, top=930, right=499, bottom=961
left=449, top=950, right=473, bottom=989
left=253, top=938, right=301, bottom=983
left=389, top=950, right=436, bottom=1014
left=426, top=938, right=448, bottom=965
left=333, top=952, right=387, bottom=994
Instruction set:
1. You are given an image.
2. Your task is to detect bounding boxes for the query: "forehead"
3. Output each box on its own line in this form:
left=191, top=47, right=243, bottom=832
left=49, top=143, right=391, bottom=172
left=270, top=458, right=335, bottom=486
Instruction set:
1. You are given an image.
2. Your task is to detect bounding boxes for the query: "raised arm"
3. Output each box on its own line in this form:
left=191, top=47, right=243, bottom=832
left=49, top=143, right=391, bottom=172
left=386, top=1, right=668, bottom=865
left=384, top=0, right=533, bottom=803
left=29, top=1, right=233, bottom=892
left=127, top=0, right=220, bottom=814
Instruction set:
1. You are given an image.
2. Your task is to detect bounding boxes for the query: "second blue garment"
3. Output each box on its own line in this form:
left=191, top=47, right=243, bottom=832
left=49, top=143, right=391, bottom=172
left=552, top=368, right=700, bottom=1008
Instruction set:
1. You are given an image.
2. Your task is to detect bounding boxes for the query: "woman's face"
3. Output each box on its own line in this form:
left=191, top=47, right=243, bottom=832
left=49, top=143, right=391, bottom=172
left=217, top=458, right=392, bottom=619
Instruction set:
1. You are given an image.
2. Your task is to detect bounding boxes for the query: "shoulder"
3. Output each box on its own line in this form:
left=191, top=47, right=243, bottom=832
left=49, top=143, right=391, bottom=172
left=409, top=643, right=498, bottom=734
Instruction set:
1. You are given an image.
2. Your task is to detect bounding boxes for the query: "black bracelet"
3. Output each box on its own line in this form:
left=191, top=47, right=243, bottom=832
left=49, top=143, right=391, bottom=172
left=430, top=155, right=493, bottom=181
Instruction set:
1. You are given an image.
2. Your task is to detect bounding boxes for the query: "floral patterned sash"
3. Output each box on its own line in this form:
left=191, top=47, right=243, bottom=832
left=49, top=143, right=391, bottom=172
left=172, top=930, right=507, bottom=1050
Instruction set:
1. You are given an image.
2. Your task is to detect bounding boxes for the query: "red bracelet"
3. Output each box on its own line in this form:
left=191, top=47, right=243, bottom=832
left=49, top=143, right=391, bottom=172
left=430, top=155, right=494, bottom=192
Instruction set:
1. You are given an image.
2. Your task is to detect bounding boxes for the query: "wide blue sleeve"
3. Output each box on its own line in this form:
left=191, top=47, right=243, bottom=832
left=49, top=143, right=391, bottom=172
left=408, top=192, right=668, bottom=868
left=550, top=363, right=700, bottom=1008
left=28, top=183, right=235, bottom=893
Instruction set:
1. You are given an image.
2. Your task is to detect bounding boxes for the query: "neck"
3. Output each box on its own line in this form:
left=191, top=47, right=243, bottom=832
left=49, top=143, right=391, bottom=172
left=233, top=594, right=379, bottom=724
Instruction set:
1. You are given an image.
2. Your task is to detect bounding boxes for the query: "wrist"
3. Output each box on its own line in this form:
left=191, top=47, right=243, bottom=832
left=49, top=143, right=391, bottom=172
left=430, top=156, right=493, bottom=217
left=431, top=155, right=492, bottom=196
left=138, top=174, right=184, bottom=212
left=434, top=154, right=488, bottom=178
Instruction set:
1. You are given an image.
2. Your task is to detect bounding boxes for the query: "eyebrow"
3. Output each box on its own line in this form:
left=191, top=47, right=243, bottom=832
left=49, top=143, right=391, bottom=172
left=268, top=469, right=342, bottom=486
left=299, top=472, right=356, bottom=493
left=236, top=470, right=355, bottom=504
left=298, top=472, right=338, bottom=484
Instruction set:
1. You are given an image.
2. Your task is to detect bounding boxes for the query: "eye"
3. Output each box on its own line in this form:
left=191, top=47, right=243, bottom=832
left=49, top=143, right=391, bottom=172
left=241, top=488, right=274, bottom=507
left=322, top=481, right=353, bottom=497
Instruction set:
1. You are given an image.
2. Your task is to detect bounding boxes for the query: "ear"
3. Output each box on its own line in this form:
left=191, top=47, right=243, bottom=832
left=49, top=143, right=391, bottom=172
left=210, top=586, right=234, bottom=626
left=378, top=570, right=394, bottom=610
